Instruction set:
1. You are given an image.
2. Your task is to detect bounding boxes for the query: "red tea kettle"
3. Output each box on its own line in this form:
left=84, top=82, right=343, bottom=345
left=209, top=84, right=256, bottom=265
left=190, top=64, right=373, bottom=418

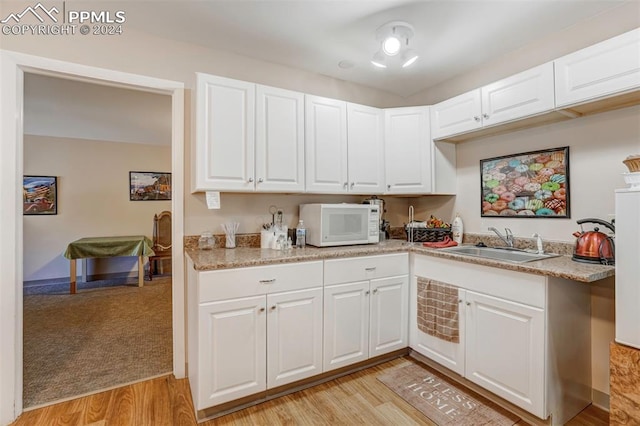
left=572, top=218, right=615, bottom=265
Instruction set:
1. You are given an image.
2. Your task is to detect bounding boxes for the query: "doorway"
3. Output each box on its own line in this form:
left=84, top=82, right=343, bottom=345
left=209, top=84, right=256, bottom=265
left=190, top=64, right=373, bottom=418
left=21, top=73, right=174, bottom=408
left=0, top=51, right=185, bottom=424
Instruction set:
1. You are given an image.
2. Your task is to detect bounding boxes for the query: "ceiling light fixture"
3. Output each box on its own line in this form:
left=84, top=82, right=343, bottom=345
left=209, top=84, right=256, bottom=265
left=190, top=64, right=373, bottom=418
left=372, top=21, right=418, bottom=69
left=370, top=51, right=387, bottom=68
left=401, top=48, right=419, bottom=68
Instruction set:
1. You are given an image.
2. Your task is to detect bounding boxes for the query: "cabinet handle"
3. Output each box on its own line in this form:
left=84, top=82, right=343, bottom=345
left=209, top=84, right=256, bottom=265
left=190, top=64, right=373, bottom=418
left=270, top=305, right=277, bottom=311
left=365, top=290, right=370, bottom=295
left=365, top=267, right=376, bottom=271
left=259, top=278, right=276, bottom=284
left=343, top=182, right=348, bottom=189
left=482, top=113, right=489, bottom=120
left=373, top=288, right=378, bottom=294
left=466, top=302, right=471, bottom=306
left=387, top=184, right=391, bottom=190
left=350, top=182, right=354, bottom=189
left=258, top=178, right=264, bottom=183
left=259, top=307, right=265, bottom=312
left=248, top=177, right=254, bottom=183
left=458, top=299, right=463, bottom=304
left=473, top=116, right=480, bottom=122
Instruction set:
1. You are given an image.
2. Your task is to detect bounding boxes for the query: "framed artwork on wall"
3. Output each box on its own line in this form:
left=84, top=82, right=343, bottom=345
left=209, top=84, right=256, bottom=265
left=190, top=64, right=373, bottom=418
left=23, top=176, right=57, bottom=215
left=480, top=146, right=569, bottom=218
left=129, top=171, right=172, bottom=201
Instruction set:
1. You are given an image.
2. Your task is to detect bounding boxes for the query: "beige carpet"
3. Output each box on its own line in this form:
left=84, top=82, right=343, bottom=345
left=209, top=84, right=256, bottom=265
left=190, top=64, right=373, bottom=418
left=378, top=362, right=520, bottom=425
left=23, top=277, right=172, bottom=408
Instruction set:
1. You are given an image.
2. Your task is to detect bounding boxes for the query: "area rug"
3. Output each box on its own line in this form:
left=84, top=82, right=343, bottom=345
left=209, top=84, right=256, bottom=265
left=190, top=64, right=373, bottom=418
left=378, top=362, right=520, bottom=425
left=23, top=277, right=172, bottom=408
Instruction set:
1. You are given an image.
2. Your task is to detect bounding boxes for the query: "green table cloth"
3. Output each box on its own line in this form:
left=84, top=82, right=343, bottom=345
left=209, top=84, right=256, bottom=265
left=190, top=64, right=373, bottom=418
left=64, top=236, right=155, bottom=259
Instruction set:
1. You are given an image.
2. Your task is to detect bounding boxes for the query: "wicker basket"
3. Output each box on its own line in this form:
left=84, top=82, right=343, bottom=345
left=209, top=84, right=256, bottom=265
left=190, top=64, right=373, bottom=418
left=623, top=155, right=640, bottom=173
left=405, top=227, right=452, bottom=243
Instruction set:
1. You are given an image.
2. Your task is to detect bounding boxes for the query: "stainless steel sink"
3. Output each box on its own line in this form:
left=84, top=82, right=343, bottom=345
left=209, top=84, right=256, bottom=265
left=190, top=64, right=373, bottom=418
left=439, top=246, right=560, bottom=263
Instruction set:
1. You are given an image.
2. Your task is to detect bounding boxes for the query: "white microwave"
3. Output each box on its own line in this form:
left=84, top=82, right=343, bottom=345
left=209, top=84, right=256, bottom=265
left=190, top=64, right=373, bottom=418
left=299, top=203, right=380, bottom=247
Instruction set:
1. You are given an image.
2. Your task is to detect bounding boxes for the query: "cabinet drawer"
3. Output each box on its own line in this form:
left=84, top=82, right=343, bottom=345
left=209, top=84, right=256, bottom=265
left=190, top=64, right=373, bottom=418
left=198, top=261, right=323, bottom=302
left=324, top=253, right=408, bottom=285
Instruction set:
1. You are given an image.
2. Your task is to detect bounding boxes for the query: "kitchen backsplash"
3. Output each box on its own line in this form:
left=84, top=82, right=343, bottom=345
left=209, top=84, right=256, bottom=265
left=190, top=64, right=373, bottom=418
left=185, top=229, right=574, bottom=255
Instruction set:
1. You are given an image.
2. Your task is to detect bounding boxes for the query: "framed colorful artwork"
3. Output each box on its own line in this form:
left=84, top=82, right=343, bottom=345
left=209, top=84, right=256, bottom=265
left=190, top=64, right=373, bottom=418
left=129, top=171, right=172, bottom=201
left=480, top=147, right=569, bottom=218
left=23, top=176, right=57, bottom=215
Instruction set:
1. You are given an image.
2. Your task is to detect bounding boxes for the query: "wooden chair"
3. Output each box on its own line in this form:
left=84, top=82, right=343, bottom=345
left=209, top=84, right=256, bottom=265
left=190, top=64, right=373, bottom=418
left=148, top=211, right=171, bottom=280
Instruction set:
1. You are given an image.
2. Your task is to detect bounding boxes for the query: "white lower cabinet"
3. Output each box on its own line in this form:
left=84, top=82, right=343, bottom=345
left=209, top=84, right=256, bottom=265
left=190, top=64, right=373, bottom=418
left=198, top=296, right=267, bottom=407
left=198, top=288, right=323, bottom=407
left=188, top=260, right=324, bottom=411
left=323, top=281, right=370, bottom=370
left=410, top=254, right=591, bottom=425
left=323, top=254, right=409, bottom=372
left=266, top=287, right=323, bottom=388
left=465, top=290, right=544, bottom=415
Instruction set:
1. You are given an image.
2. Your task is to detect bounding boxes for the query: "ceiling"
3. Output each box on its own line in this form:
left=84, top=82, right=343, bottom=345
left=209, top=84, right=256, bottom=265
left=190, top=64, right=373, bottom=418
left=122, top=0, right=632, bottom=97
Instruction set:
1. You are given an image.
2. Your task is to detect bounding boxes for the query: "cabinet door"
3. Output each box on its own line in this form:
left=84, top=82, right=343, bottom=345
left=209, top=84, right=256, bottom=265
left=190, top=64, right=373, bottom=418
left=323, top=281, right=370, bottom=371
left=194, top=73, right=255, bottom=192
left=305, top=95, right=348, bottom=193
left=410, top=280, right=466, bottom=377
left=198, top=296, right=266, bottom=408
left=384, top=106, right=433, bottom=194
left=266, top=287, right=323, bottom=388
left=481, top=63, right=555, bottom=126
left=347, top=103, right=385, bottom=194
left=369, top=275, right=408, bottom=357
left=430, top=90, right=482, bottom=139
left=255, top=85, right=305, bottom=192
left=465, top=290, right=545, bottom=418
left=555, top=28, right=640, bottom=107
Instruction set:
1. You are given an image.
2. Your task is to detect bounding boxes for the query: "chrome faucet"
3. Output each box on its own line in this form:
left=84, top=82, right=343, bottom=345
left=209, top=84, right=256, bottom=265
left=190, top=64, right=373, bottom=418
left=488, top=227, right=514, bottom=248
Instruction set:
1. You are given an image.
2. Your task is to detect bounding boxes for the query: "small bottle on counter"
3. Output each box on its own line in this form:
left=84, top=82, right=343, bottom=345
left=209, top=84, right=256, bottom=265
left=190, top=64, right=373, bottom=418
left=295, top=220, right=306, bottom=248
left=452, top=213, right=464, bottom=244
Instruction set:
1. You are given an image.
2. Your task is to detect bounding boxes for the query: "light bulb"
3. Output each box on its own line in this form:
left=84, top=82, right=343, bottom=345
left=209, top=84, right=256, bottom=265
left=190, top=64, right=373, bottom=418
left=382, top=36, right=401, bottom=56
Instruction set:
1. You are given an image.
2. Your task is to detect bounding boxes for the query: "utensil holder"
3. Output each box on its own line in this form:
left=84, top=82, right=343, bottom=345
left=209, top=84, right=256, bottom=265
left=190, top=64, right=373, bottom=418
left=225, top=234, right=236, bottom=248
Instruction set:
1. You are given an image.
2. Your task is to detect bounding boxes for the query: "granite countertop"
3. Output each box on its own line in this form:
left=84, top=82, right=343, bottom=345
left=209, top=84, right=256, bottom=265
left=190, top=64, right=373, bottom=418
left=185, top=239, right=615, bottom=283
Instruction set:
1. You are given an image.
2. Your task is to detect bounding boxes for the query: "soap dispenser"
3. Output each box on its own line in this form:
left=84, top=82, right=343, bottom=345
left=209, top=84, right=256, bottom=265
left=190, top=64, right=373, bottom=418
left=532, top=233, right=544, bottom=254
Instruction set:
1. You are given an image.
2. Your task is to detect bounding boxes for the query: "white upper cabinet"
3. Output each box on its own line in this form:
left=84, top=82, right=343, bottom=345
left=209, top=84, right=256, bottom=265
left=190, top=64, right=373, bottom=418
left=305, top=95, right=349, bottom=193
left=346, top=103, right=385, bottom=194
left=555, top=28, right=640, bottom=107
left=194, top=75, right=304, bottom=193
left=431, top=90, right=482, bottom=139
left=384, top=106, right=433, bottom=194
left=194, top=73, right=255, bottom=192
left=481, top=63, right=555, bottom=126
left=256, top=85, right=305, bottom=192
left=431, top=63, right=555, bottom=140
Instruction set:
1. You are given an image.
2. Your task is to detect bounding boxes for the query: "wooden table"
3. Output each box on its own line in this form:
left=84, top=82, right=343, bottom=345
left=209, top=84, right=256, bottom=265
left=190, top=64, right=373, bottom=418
left=64, top=235, right=155, bottom=294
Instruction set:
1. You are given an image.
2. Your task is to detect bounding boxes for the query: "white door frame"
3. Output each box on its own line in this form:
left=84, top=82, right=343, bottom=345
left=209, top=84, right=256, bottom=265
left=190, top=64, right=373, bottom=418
left=0, top=50, right=186, bottom=424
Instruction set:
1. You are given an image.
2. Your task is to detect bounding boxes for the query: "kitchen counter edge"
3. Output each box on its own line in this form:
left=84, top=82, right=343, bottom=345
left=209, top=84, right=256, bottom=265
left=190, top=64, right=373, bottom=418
left=184, top=240, right=614, bottom=283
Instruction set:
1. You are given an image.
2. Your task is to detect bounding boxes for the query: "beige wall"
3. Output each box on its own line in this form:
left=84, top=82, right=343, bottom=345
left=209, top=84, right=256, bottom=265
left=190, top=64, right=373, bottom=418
left=23, top=135, right=171, bottom=281
left=410, top=106, right=640, bottom=242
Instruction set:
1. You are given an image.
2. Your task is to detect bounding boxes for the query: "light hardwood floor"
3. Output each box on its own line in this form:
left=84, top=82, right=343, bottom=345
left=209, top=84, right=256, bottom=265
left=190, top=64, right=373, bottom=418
left=12, top=357, right=608, bottom=426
